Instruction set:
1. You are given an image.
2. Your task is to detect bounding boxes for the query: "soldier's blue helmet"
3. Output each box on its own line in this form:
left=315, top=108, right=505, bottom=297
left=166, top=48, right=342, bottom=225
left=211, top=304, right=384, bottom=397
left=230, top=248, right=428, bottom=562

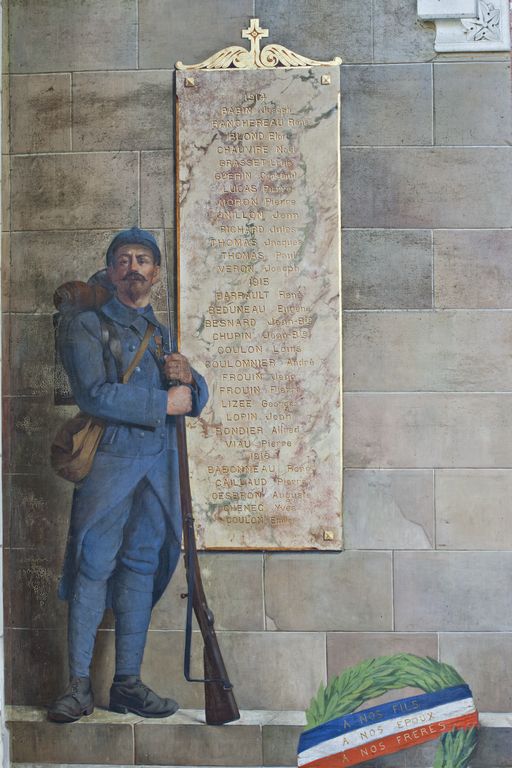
left=106, top=227, right=162, bottom=266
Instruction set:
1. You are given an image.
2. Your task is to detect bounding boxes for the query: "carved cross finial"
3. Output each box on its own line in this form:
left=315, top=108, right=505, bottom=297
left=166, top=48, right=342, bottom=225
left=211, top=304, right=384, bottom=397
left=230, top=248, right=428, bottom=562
left=176, top=17, right=342, bottom=70
left=242, top=18, right=269, bottom=61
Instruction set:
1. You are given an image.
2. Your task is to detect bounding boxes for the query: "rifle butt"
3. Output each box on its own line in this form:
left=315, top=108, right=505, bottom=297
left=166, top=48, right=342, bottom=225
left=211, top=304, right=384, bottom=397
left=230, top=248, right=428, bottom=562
left=203, top=645, right=240, bottom=726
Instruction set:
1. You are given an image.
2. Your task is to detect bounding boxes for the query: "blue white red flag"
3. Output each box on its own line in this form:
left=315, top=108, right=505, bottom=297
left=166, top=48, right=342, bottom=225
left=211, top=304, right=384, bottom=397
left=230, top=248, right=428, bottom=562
left=297, top=685, right=478, bottom=768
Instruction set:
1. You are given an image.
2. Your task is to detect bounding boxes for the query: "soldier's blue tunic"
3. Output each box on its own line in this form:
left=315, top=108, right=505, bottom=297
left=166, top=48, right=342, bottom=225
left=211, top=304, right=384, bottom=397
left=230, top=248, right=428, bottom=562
left=57, top=294, right=208, bottom=608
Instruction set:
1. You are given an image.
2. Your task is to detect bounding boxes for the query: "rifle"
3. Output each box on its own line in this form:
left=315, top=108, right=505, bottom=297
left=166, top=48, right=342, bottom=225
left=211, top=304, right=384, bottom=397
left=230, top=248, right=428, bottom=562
left=176, top=414, right=241, bottom=725
left=162, top=228, right=240, bottom=725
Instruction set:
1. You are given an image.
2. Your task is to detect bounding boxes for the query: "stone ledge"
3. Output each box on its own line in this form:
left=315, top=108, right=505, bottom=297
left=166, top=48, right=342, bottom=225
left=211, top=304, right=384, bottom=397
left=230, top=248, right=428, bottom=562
left=6, top=708, right=512, bottom=766
left=6, top=708, right=305, bottom=766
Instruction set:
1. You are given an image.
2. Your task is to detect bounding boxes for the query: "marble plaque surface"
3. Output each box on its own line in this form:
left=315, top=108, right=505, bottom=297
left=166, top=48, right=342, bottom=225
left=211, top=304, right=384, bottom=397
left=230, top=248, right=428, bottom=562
left=176, top=67, right=341, bottom=550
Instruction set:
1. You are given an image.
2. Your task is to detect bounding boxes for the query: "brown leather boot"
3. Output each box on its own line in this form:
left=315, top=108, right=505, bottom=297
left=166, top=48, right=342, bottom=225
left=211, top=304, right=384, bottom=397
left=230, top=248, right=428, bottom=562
left=47, top=677, right=94, bottom=723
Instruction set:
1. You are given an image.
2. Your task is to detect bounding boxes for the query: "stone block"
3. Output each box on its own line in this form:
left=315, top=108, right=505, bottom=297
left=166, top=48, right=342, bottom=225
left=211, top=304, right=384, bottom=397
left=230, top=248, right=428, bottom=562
left=256, top=0, right=372, bottom=64
left=73, top=71, right=173, bottom=151
left=2, top=232, right=10, bottom=311
left=11, top=152, right=139, bottom=231
left=218, top=631, right=326, bottom=710
left=140, top=151, right=175, bottom=229
left=133, top=629, right=326, bottom=711
left=344, top=393, right=512, bottom=468
left=7, top=229, right=168, bottom=313
left=342, top=148, right=512, bottom=229
left=5, top=628, right=67, bottom=706
left=344, top=310, right=512, bottom=392
left=262, top=722, right=304, bottom=766
left=2, top=473, right=10, bottom=545
left=5, top=547, right=65, bottom=630
left=135, top=720, right=262, bottom=766
left=265, top=552, right=393, bottom=631
left=342, top=230, right=433, bottom=310
left=139, top=0, right=254, bottom=69
left=472, top=722, right=512, bottom=767
left=1, top=312, right=10, bottom=397
left=9, top=0, right=137, bottom=73
left=152, top=552, right=265, bottom=631
left=10, top=74, right=71, bottom=153
left=2, top=154, right=10, bottom=232
left=327, top=632, right=438, bottom=706
left=2, top=75, right=10, bottom=154
left=342, top=65, right=432, bottom=146
left=2, top=5, right=9, bottom=74
left=8, top=229, right=115, bottom=313
left=4, top=313, right=54, bottom=398
left=6, top=471, right=72, bottom=550
left=3, top=397, right=74, bottom=474
left=373, top=0, right=436, bottom=62
left=436, top=470, right=512, bottom=549
left=434, top=229, right=512, bottom=308
left=440, top=633, right=512, bottom=712
left=9, top=713, right=134, bottom=764
left=343, top=470, right=433, bottom=549
left=395, top=552, right=512, bottom=631
left=434, top=62, right=512, bottom=145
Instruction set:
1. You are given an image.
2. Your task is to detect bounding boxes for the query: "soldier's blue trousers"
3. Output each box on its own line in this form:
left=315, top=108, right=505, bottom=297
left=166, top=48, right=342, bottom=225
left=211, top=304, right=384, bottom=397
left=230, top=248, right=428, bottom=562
left=68, top=474, right=175, bottom=679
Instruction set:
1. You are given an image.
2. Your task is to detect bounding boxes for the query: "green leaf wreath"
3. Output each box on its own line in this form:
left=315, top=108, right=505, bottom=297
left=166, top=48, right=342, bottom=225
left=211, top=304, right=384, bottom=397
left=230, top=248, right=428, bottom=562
left=304, top=654, right=478, bottom=768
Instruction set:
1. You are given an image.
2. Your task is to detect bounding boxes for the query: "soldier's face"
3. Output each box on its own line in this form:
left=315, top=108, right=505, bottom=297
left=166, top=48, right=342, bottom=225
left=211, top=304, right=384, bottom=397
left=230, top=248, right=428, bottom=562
left=108, top=244, right=160, bottom=306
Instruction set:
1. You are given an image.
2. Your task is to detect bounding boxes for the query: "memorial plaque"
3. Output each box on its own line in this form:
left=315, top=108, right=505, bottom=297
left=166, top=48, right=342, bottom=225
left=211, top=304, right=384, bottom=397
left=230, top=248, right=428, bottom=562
left=176, top=23, right=342, bottom=549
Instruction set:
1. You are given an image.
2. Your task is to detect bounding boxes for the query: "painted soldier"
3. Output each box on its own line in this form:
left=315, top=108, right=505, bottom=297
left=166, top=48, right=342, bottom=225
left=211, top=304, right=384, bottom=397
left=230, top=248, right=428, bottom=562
left=48, top=227, right=209, bottom=723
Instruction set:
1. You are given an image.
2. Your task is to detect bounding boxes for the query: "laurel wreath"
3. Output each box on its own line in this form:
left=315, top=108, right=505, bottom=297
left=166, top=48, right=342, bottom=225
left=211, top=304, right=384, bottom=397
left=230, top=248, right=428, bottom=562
left=305, top=654, right=478, bottom=768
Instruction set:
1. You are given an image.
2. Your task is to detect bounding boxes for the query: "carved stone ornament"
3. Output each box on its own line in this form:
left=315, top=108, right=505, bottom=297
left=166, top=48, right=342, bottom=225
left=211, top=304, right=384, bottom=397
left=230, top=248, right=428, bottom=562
left=418, top=0, right=511, bottom=50
left=176, top=18, right=342, bottom=70
left=461, top=0, right=502, bottom=40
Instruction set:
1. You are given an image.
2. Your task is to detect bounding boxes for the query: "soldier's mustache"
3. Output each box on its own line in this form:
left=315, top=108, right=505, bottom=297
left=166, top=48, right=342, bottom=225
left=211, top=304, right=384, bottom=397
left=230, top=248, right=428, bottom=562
left=124, top=272, right=146, bottom=282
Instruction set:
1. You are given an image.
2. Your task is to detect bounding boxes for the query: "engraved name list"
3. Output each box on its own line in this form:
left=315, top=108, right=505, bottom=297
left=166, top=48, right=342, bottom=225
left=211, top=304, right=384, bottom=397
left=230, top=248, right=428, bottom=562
left=176, top=67, right=341, bottom=549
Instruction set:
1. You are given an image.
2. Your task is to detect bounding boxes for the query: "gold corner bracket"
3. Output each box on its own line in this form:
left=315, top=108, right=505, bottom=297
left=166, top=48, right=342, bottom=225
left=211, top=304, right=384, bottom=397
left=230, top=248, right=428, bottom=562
left=176, top=18, right=342, bottom=70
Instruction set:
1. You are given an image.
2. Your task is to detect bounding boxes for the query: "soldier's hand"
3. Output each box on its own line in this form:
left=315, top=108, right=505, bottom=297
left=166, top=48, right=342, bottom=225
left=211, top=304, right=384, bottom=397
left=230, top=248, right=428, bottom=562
left=166, top=385, right=193, bottom=415
left=164, top=353, right=193, bottom=384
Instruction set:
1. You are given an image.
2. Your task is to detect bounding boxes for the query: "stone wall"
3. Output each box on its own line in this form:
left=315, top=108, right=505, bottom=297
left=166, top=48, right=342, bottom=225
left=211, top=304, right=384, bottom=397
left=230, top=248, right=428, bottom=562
left=3, top=0, right=512, bottom=718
